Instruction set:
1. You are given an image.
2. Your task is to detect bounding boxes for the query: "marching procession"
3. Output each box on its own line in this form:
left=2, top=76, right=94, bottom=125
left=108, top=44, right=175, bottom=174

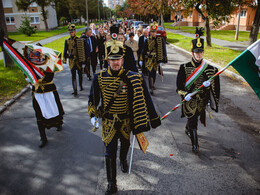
left=1, top=16, right=260, bottom=195
left=27, top=19, right=221, bottom=194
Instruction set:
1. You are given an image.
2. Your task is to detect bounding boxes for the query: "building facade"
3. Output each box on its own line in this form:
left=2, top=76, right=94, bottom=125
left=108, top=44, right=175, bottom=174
left=107, top=0, right=123, bottom=9
left=3, top=0, right=58, bottom=32
left=171, top=5, right=257, bottom=31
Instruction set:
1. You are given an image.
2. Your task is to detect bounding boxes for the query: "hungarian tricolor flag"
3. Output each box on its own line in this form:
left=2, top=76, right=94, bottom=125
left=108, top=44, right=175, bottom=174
left=229, top=39, right=260, bottom=99
left=2, top=39, right=44, bottom=84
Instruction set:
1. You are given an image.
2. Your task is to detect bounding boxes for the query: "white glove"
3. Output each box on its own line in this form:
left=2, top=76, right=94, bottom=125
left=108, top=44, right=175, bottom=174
left=203, top=81, right=211, bottom=87
left=139, top=61, right=143, bottom=66
left=91, top=117, right=99, bottom=129
left=184, top=93, right=192, bottom=101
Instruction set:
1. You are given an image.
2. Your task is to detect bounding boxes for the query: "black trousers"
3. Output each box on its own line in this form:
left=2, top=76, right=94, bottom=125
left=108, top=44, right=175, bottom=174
left=105, top=130, right=130, bottom=161
left=71, top=65, right=82, bottom=82
left=186, top=114, right=199, bottom=130
left=86, top=52, right=97, bottom=76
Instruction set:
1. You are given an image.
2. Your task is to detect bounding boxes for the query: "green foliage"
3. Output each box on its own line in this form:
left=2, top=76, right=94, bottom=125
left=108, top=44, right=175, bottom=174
left=0, top=59, right=27, bottom=106
left=18, top=16, right=37, bottom=36
left=8, top=25, right=85, bottom=41
left=167, top=32, right=241, bottom=73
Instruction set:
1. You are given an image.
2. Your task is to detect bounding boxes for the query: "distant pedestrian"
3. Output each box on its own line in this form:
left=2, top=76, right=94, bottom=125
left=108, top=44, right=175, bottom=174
left=125, top=32, right=138, bottom=68
left=63, top=24, right=83, bottom=96
left=143, top=22, right=167, bottom=95
left=80, top=28, right=98, bottom=80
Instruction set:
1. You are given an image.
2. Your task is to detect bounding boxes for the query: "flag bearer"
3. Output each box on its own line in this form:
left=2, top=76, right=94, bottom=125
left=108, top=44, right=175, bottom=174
left=176, top=27, right=220, bottom=153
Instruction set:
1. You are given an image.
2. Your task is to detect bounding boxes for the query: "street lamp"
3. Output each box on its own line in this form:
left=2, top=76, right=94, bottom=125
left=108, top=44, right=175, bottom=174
left=86, top=0, right=89, bottom=27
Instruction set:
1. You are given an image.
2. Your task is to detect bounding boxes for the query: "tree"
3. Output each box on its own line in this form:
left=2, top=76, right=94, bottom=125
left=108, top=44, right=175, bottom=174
left=53, top=0, right=70, bottom=25
left=249, top=0, right=260, bottom=44
left=18, top=16, right=37, bottom=36
left=184, top=0, right=237, bottom=47
left=0, top=0, right=15, bottom=68
left=127, top=0, right=174, bottom=27
left=16, top=0, right=52, bottom=31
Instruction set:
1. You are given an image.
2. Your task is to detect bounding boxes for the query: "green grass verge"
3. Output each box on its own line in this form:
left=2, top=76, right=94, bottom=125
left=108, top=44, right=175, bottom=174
left=0, top=59, right=27, bottom=106
left=167, top=32, right=241, bottom=73
left=44, top=31, right=84, bottom=52
left=8, top=25, right=85, bottom=42
left=164, top=22, right=259, bottom=43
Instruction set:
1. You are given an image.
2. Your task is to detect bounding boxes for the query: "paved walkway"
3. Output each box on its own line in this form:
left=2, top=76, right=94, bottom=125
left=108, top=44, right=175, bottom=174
left=0, top=27, right=86, bottom=60
left=166, top=28, right=248, bottom=51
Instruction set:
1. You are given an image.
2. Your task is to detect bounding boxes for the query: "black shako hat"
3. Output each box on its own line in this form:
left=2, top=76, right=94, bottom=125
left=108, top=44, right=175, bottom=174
left=191, top=27, right=204, bottom=52
left=68, top=24, right=76, bottom=32
left=105, top=24, right=125, bottom=60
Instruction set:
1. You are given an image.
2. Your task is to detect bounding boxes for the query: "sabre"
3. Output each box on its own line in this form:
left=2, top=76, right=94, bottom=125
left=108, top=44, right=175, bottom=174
left=161, top=63, right=230, bottom=120
left=128, top=135, right=136, bottom=174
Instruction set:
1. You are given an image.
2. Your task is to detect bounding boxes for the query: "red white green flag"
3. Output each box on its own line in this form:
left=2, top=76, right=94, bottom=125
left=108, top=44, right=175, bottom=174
left=229, top=39, right=260, bottom=99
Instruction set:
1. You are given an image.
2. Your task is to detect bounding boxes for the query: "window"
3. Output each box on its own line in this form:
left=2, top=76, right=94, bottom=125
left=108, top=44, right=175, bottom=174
left=30, top=16, right=40, bottom=24
left=241, top=9, right=246, bottom=17
left=189, top=11, right=192, bottom=17
left=5, top=16, right=15, bottom=24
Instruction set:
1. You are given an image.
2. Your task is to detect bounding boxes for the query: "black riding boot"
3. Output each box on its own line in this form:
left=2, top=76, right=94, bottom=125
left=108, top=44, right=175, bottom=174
left=105, top=157, right=117, bottom=195
left=79, top=71, right=83, bottom=91
left=72, top=79, right=77, bottom=96
left=120, top=144, right=130, bottom=173
left=38, top=124, right=47, bottom=148
left=148, top=76, right=153, bottom=95
left=190, top=129, right=199, bottom=153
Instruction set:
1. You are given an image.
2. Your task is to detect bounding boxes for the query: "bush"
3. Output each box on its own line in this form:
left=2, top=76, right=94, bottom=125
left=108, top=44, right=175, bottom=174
left=18, top=16, right=37, bottom=36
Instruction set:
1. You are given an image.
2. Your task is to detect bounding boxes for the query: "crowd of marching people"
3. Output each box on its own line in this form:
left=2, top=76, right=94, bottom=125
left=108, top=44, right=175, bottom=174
left=18, top=18, right=219, bottom=195
left=63, top=19, right=167, bottom=96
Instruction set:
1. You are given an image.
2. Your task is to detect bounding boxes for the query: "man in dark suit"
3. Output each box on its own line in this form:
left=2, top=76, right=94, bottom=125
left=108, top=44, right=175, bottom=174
left=117, top=32, right=138, bottom=72
left=81, top=28, right=98, bottom=80
left=138, top=29, right=149, bottom=74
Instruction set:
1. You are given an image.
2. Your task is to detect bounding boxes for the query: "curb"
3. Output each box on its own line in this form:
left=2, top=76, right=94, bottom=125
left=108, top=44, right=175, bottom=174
left=0, top=84, right=30, bottom=115
left=167, top=42, right=246, bottom=83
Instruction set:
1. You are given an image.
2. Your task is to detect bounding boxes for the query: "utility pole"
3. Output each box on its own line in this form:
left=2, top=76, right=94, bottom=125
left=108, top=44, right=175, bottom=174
left=86, top=0, right=89, bottom=27
left=98, top=0, right=100, bottom=22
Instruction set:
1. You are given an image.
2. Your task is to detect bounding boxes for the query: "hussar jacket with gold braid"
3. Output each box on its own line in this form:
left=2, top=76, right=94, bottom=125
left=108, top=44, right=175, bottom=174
left=63, top=36, right=81, bottom=70
left=142, top=36, right=167, bottom=72
left=88, top=67, right=161, bottom=145
left=176, top=59, right=220, bottom=121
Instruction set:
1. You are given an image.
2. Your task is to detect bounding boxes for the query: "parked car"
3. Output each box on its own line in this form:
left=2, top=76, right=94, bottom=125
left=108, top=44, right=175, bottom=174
left=154, top=26, right=167, bottom=41
left=139, top=23, right=149, bottom=30
left=125, top=19, right=136, bottom=28
left=131, top=21, right=143, bottom=32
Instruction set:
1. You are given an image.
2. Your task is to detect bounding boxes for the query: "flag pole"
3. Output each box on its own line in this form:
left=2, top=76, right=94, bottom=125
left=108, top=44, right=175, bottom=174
left=161, top=63, right=231, bottom=120
left=128, top=135, right=136, bottom=174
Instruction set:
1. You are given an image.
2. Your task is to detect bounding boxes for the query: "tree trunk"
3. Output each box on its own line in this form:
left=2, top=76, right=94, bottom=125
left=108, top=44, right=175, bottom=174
left=205, top=17, right=212, bottom=47
left=249, top=1, right=260, bottom=45
left=41, top=6, right=49, bottom=31
left=0, top=0, right=15, bottom=68
left=235, top=6, right=241, bottom=40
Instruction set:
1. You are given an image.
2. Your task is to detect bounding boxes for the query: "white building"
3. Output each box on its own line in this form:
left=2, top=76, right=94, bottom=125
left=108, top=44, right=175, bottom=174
left=3, top=0, right=58, bottom=32
left=106, top=0, right=124, bottom=9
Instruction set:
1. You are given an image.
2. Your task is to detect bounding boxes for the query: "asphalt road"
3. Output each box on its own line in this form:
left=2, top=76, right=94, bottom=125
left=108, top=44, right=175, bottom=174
left=0, top=44, right=260, bottom=195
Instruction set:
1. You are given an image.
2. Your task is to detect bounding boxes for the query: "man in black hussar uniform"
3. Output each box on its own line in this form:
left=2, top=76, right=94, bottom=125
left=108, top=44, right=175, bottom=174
left=176, top=28, right=220, bottom=153
left=88, top=25, right=161, bottom=195
left=143, top=22, right=167, bottom=95
left=63, top=24, right=83, bottom=96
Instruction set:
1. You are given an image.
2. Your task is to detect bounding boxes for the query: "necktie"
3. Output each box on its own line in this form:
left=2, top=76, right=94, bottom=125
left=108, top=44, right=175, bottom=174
left=88, top=37, right=93, bottom=53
